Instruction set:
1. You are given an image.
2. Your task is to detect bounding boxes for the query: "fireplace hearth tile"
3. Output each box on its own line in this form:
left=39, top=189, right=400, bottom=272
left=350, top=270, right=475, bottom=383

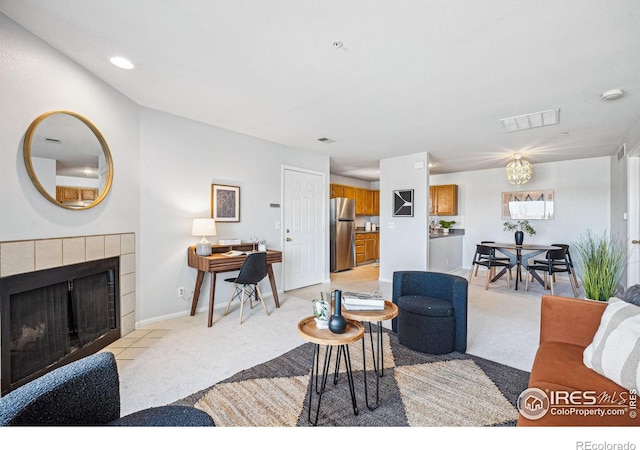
left=0, top=241, right=34, bottom=277
left=86, top=236, right=105, bottom=261
left=105, top=235, right=121, bottom=257
left=62, top=237, right=86, bottom=265
left=117, top=347, right=148, bottom=360
left=35, top=239, right=62, bottom=270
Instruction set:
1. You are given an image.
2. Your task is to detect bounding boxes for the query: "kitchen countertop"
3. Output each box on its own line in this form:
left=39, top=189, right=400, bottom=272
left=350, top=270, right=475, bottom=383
left=355, top=228, right=379, bottom=233
left=429, top=228, right=465, bottom=239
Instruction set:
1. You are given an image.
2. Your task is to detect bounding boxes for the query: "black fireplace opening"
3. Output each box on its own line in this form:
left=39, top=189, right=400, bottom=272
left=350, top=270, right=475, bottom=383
left=0, top=257, right=120, bottom=395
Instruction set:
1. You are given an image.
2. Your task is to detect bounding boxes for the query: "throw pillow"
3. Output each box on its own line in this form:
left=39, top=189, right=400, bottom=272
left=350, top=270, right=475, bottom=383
left=623, top=284, right=640, bottom=307
left=583, top=297, right=640, bottom=392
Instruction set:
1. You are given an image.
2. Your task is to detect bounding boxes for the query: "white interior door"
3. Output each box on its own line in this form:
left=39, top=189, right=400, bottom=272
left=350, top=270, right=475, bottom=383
left=283, top=168, right=324, bottom=290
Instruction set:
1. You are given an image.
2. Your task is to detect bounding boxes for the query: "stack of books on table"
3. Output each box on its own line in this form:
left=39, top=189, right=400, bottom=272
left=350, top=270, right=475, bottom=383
left=342, top=291, right=385, bottom=310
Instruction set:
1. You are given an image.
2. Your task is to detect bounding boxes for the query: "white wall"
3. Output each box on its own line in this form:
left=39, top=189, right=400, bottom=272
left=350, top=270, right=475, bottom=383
left=379, top=152, right=429, bottom=282
left=138, top=108, right=329, bottom=323
left=0, top=13, right=140, bottom=241
left=430, top=157, right=611, bottom=270
left=1, top=14, right=330, bottom=326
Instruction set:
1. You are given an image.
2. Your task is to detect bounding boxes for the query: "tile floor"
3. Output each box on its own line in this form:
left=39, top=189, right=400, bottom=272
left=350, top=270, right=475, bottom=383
left=102, top=328, right=171, bottom=369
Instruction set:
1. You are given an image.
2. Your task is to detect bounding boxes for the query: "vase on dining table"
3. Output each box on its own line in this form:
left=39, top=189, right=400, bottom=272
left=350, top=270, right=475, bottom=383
left=515, top=230, right=524, bottom=245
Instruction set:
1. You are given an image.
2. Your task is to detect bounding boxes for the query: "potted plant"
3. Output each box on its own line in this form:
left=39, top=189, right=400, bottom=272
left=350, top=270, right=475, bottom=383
left=439, top=220, right=456, bottom=234
left=503, top=220, right=536, bottom=245
left=573, top=230, right=625, bottom=301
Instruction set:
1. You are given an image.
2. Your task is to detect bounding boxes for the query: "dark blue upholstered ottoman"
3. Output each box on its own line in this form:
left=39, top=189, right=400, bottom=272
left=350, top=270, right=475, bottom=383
left=397, top=295, right=455, bottom=354
left=392, top=271, right=468, bottom=355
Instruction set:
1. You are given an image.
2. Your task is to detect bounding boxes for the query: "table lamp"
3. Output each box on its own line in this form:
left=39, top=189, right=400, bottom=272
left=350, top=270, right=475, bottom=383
left=192, top=218, right=216, bottom=256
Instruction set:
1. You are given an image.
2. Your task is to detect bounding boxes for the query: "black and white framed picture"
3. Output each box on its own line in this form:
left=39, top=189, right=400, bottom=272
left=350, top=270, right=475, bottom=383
left=211, top=184, right=240, bottom=222
left=393, top=189, right=414, bottom=217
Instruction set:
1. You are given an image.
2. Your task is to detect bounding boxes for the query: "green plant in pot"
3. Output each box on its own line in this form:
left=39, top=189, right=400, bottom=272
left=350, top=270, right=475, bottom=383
left=503, top=220, right=536, bottom=245
left=573, top=230, right=625, bottom=301
left=439, top=220, right=455, bottom=234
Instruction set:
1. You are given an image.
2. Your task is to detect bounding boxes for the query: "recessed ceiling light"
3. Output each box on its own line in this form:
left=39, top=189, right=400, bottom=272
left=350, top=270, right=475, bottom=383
left=601, top=89, right=624, bottom=100
left=110, top=56, right=134, bottom=70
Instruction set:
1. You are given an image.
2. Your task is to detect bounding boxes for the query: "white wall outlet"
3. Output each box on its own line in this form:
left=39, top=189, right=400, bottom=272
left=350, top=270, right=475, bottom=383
left=177, top=287, right=185, bottom=297
left=388, top=222, right=395, bottom=229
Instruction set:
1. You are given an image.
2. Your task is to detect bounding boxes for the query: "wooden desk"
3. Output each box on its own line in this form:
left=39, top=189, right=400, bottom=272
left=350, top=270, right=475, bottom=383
left=483, top=243, right=560, bottom=290
left=187, top=245, right=283, bottom=327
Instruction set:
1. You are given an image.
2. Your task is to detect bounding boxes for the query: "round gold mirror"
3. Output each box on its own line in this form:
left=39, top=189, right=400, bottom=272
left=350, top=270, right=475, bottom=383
left=23, top=111, right=113, bottom=210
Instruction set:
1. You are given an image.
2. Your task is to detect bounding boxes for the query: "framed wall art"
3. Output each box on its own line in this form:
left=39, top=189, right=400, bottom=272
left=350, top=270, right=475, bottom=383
left=211, top=184, right=240, bottom=222
left=393, top=189, right=414, bottom=217
left=502, top=190, right=554, bottom=220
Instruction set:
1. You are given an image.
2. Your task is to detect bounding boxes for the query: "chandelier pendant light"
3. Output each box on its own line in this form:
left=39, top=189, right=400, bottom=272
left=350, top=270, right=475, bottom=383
left=506, top=153, right=533, bottom=185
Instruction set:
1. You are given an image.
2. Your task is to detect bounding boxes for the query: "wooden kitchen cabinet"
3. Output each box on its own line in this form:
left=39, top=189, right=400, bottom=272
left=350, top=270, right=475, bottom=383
left=56, top=186, right=98, bottom=203
left=355, top=234, right=365, bottom=264
left=330, top=183, right=356, bottom=199
left=331, top=184, right=379, bottom=215
left=429, top=184, right=458, bottom=216
left=357, top=232, right=379, bottom=265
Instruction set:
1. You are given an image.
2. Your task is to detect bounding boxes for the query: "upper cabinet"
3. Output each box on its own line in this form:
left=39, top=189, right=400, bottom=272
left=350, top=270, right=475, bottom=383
left=330, top=183, right=356, bottom=199
left=429, top=184, right=458, bottom=216
left=330, top=183, right=379, bottom=216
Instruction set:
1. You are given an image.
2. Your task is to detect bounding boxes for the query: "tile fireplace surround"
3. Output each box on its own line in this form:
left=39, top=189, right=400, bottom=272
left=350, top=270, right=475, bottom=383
left=0, top=233, right=136, bottom=391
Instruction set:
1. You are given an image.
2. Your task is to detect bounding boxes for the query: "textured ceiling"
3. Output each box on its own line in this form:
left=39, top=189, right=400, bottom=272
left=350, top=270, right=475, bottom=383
left=2, top=0, right=639, bottom=181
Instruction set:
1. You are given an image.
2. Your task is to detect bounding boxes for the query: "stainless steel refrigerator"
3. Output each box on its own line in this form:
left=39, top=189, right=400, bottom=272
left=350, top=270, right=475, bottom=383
left=330, top=197, right=356, bottom=272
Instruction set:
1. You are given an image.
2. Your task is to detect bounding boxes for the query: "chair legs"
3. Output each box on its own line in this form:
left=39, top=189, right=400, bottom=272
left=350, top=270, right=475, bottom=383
left=525, top=270, right=579, bottom=298
left=469, top=264, right=510, bottom=290
left=224, top=283, right=270, bottom=324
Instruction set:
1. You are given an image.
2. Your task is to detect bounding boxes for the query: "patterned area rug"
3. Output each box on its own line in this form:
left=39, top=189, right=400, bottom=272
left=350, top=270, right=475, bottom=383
left=173, top=328, right=529, bottom=426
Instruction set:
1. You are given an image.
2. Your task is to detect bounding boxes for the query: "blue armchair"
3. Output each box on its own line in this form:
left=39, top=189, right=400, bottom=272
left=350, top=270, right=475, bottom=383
left=0, top=351, right=214, bottom=426
left=392, top=271, right=468, bottom=354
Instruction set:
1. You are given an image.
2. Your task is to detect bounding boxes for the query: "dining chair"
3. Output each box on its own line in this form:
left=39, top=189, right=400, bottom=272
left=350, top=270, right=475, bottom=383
left=223, top=252, right=270, bottom=323
left=469, top=244, right=512, bottom=290
left=473, top=240, right=511, bottom=277
left=525, top=247, right=579, bottom=297
left=532, top=243, right=579, bottom=288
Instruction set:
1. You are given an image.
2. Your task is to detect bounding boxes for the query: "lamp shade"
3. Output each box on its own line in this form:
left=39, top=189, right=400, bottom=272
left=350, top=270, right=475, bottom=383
left=505, top=154, right=533, bottom=185
left=192, top=218, right=217, bottom=237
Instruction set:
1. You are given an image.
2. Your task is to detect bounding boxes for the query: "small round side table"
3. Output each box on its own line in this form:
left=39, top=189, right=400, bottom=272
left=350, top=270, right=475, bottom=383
left=297, top=316, right=364, bottom=426
left=342, top=300, right=398, bottom=410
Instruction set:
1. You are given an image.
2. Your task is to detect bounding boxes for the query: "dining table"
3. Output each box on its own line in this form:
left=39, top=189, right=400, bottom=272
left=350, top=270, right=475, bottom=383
left=482, top=242, right=561, bottom=290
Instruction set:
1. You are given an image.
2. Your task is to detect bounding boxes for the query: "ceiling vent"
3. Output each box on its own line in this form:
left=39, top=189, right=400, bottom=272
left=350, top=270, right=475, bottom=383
left=500, top=109, right=560, bottom=133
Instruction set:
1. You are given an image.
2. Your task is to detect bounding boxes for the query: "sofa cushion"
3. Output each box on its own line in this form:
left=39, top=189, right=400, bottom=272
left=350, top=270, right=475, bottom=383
left=583, top=297, right=640, bottom=391
left=529, top=341, right=619, bottom=391
left=623, top=284, right=640, bottom=307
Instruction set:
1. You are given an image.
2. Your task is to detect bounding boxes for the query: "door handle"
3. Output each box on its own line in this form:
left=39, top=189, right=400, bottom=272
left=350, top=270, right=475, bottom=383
left=286, top=237, right=292, bottom=242
left=633, top=240, right=640, bottom=244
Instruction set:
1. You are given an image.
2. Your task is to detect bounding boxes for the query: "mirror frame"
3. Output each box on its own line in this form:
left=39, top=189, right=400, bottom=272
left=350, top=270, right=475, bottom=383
left=23, top=111, right=114, bottom=210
